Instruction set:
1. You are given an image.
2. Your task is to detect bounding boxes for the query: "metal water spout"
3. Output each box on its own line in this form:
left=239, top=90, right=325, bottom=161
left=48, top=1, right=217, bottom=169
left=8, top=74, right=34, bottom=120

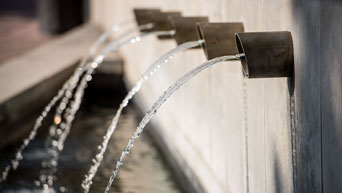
left=150, top=11, right=182, bottom=39
left=133, top=8, right=160, bottom=32
left=235, top=31, right=294, bottom=78
left=133, top=9, right=182, bottom=39
left=169, top=16, right=209, bottom=48
left=197, top=22, right=244, bottom=59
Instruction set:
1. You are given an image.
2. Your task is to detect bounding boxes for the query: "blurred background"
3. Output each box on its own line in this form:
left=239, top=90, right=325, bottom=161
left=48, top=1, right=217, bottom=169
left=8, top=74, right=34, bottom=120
left=0, top=0, right=89, bottom=64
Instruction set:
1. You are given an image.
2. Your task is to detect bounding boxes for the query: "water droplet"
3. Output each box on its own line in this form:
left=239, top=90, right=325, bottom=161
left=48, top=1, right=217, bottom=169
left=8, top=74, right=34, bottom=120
left=11, top=161, right=18, bottom=169
left=52, top=140, right=58, bottom=147
left=58, top=144, right=63, bottom=151
left=40, top=175, right=47, bottom=181
left=86, top=75, right=92, bottom=81
left=59, top=102, right=67, bottom=110
left=60, top=186, right=66, bottom=192
left=54, top=116, right=61, bottom=125
left=96, top=154, right=102, bottom=160
left=56, top=129, right=62, bottom=135
left=91, top=62, right=98, bottom=68
left=51, top=160, right=57, bottom=167
left=65, top=90, right=72, bottom=98
left=35, top=180, right=41, bottom=186
left=23, top=139, right=29, bottom=145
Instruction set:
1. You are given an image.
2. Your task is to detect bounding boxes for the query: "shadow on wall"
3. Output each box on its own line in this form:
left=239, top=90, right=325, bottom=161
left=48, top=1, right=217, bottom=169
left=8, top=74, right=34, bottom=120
left=289, top=0, right=342, bottom=193
left=290, top=0, right=322, bottom=192
left=319, top=1, right=342, bottom=193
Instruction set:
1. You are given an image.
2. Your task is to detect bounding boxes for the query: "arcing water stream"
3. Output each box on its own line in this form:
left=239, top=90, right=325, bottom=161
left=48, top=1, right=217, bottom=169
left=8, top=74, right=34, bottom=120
left=0, top=22, right=154, bottom=185
left=81, top=40, right=204, bottom=193
left=103, top=54, right=244, bottom=193
left=37, top=30, right=176, bottom=191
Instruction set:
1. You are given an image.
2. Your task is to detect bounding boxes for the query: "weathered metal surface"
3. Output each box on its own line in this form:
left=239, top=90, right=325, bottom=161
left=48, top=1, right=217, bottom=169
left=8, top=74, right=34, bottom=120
left=197, top=22, right=244, bottom=60
left=151, top=11, right=182, bottom=39
left=169, top=16, right=209, bottom=47
left=133, top=8, right=160, bottom=32
left=235, top=31, right=294, bottom=78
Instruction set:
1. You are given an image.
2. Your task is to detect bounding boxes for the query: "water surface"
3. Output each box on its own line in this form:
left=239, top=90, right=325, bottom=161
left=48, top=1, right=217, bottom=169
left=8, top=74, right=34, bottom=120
left=0, top=99, right=184, bottom=193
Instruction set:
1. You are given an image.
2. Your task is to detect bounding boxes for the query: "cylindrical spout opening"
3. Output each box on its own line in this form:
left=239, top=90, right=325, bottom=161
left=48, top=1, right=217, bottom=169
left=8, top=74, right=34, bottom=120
left=235, top=31, right=294, bottom=78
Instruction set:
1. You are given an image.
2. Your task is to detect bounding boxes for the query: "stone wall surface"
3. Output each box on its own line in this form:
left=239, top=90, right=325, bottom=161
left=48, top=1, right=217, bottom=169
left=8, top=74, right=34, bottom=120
left=90, top=1, right=342, bottom=193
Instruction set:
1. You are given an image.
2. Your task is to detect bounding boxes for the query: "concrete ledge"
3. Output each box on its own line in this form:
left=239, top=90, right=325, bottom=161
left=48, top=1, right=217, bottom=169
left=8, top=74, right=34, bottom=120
left=0, top=24, right=103, bottom=147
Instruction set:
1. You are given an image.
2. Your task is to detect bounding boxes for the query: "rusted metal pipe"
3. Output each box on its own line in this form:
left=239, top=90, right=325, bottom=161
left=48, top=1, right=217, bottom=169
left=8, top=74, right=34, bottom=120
left=197, top=22, right=244, bottom=60
left=133, top=9, right=161, bottom=32
left=235, top=31, right=294, bottom=78
left=169, top=16, right=209, bottom=47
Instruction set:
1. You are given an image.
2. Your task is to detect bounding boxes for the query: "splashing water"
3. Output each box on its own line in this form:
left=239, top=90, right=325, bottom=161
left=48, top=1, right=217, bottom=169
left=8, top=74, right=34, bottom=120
left=0, top=22, right=154, bottom=185
left=81, top=40, right=204, bottom=193
left=103, top=54, right=244, bottom=193
left=38, top=60, right=101, bottom=191
left=37, top=30, right=176, bottom=191
left=45, top=22, right=155, bottom=166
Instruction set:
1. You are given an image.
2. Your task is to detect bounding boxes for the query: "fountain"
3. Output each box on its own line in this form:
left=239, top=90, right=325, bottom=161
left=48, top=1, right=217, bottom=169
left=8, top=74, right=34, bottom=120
left=0, top=16, right=149, bottom=185
left=0, top=8, right=175, bottom=190
left=0, top=5, right=297, bottom=193
left=35, top=10, right=181, bottom=191
left=103, top=30, right=294, bottom=193
left=82, top=15, right=210, bottom=193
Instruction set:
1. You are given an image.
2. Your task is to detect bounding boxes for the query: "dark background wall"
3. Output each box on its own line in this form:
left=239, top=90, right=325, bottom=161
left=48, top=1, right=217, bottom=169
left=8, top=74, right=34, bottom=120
left=0, top=0, right=37, bottom=16
left=0, top=0, right=89, bottom=34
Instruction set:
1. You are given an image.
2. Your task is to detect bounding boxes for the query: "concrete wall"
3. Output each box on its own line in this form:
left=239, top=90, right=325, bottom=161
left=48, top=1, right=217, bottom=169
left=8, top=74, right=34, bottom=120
left=90, top=1, right=342, bottom=193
